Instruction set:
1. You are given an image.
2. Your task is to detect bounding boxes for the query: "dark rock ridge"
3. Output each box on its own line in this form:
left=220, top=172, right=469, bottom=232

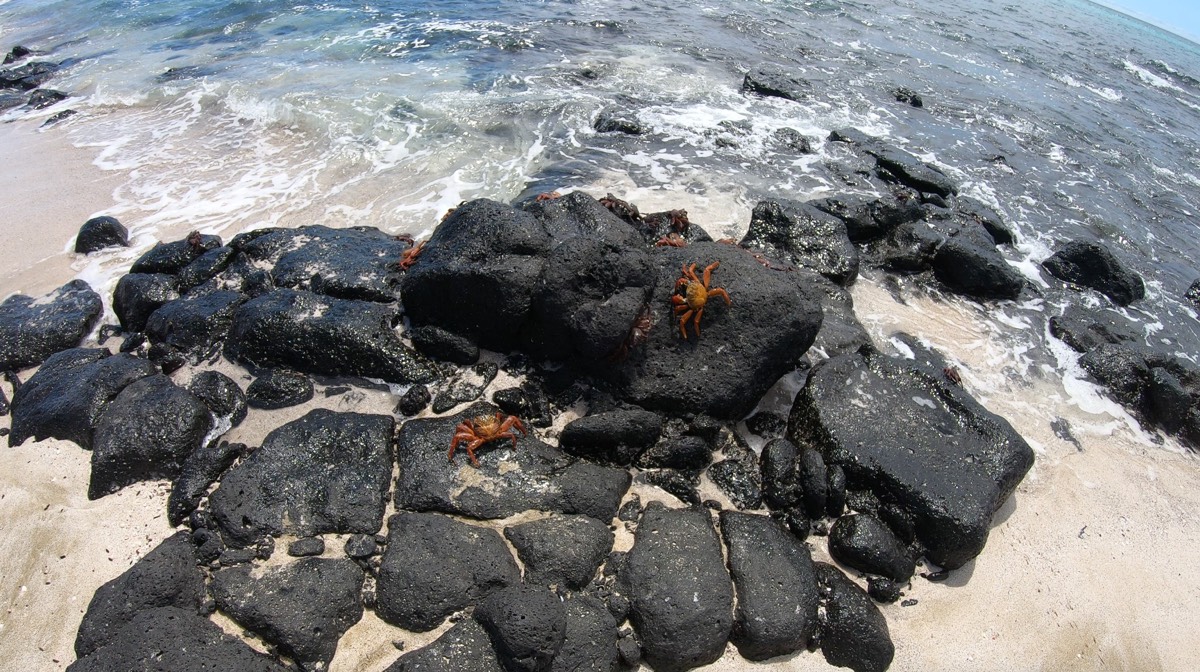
left=829, top=128, right=958, bottom=197
left=1042, top=240, right=1145, bottom=306
left=740, top=199, right=859, bottom=286
left=131, top=233, right=223, bottom=275
left=167, top=439, right=246, bottom=527
left=145, top=289, right=246, bottom=355
left=0, top=279, right=102, bottom=372
left=789, top=349, right=1034, bottom=569
left=742, top=64, right=813, bottom=101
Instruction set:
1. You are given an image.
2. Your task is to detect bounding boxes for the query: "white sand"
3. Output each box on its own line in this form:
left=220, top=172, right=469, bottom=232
left=2, top=119, right=1199, bottom=672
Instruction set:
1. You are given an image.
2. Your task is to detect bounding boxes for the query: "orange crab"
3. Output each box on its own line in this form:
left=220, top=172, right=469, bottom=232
left=672, top=261, right=732, bottom=339
left=655, top=233, right=687, bottom=248
left=397, top=240, right=427, bottom=271
left=535, top=191, right=562, bottom=202
left=449, top=412, right=528, bottom=467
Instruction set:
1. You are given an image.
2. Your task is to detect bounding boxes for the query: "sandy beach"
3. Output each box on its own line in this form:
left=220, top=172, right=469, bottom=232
left=2, top=116, right=1200, bottom=672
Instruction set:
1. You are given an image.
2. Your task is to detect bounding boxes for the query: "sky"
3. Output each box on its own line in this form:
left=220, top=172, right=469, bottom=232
left=1093, top=1, right=1200, bottom=44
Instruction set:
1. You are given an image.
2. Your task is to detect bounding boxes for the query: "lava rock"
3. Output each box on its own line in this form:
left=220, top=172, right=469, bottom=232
left=808, top=193, right=923, bottom=245
left=815, top=564, right=894, bottom=672
left=635, top=434, right=712, bottom=471
left=789, top=350, right=1034, bottom=569
left=504, top=514, right=614, bottom=591
left=1079, top=343, right=1152, bottom=408
left=396, top=384, right=431, bottom=415
left=411, top=324, right=481, bottom=364
left=760, top=438, right=801, bottom=510
left=0, top=279, right=102, bottom=372
left=866, top=577, right=903, bottom=603
left=188, top=370, right=247, bottom=425
left=209, top=409, right=394, bottom=546
left=617, top=503, right=733, bottom=671
left=892, top=86, right=923, bottom=107
left=26, top=88, right=65, bottom=108
left=144, top=290, right=246, bottom=354
left=8, top=348, right=157, bottom=449
left=88, top=374, right=214, bottom=500
left=1146, top=367, right=1193, bottom=433
left=345, top=533, right=378, bottom=559
left=211, top=557, right=365, bottom=670
left=957, top=197, right=1015, bottom=246
left=774, top=127, right=814, bottom=154
left=74, top=532, right=205, bottom=658
left=376, top=512, right=520, bottom=632
left=384, top=619, right=504, bottom=672
left=175, top=245, right=239, bottom=292
left=226, top=288, right=439, bottom=385
left=1186, top=279, right=1200, bottom=312
left=1048, top=305, right=1142, bottom=353
left=1042, top=240, right=1145, bottom=306
left=742, top=64, right=812, bottom=101
left=827, top=465, right=847, bottom=517
left=246, top=369, right=314, bottom=409
left=707, top=439, right=762, bottom=510
left=931, top=216, right=1024, bottom=300
left=640, top=468, right=701, bottom=505
left=130, top=233, right=223, bottom=275
left=113, top=273, right=181, bottom=333
left=288, top=537, right=326, bottom=557
left=828, top=513, right=916, bottom=582
left=551, top=595, right=619, bottom=672
left=719, top=511, right=819, bottom=660
left=0, top=60, right=58, bottom=89
left=740, top=200, right=859, bottom=286
left=796, top=447, right=829, bottom=521
left=878, top=219, right=944, bottom=273
left=167, top=440, right=247, bottom=527
left=395, top=402, right=631, bottom=522
left=808, top=272, right=873, bottom=357
left=865, top=143, right=958, bottom=197
left=75, top=216, right=129, bottom=253
left=594, top=110, right=646, bottom=135
left=473, top=584, right=567, bottom=672
left=431, top=361, right=498, bottom=413
left=559, top=409, right=664, bottom=465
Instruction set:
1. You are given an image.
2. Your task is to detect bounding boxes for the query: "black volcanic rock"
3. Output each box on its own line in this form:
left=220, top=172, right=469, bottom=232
left=113, top=273, right=180, bottom=332
left=0, top=60, right=59, bottom=90
left=376, top=512, right=520, bottom=632
left=719, top=511, right=819, bottom=661
left=68, top=606, right=287, bottom=672
left=8, top=348, right=157, bottom=449
left=209, top=409, right=394, bottom=546
left=384, top=619, right=504, bottom=672
left=559, top=409, right=664, bottom=465
left=175, top=245, right=239, bottom=291
left=1049, top=304, right=1142, bottom=353
left=957, top=196, right=1016, bottom=246
left=211, top=557, right=365, bottom=670
left=617, top=503, right=733, bottom=671
left=473, top=584, right=567, bottom=672
left=594, top=110, right=646, bottom=135
left=410, top=324, right=481, bottom=364
left=74, top=532, right=205, bottom=658
left=742, top=64, right=812, bottom=101
left=225, top=288, right=439, bottom=385
left=246, top=369, right=314, bottom=409
left=640, top=468, right=701, bottom=505
left=931, top=215, right=1024, bottom=300
left=504, top=514, right=614, bottom=591
left=88, top=374, right=214, bottom=499
left=808, top=193, right=923, bottom=244
left=75, top=216, right=129, bottom=253
left=828, top=513, right=916, bottom=582
left=789, top=350, right=1034, bottom=569
left=1186, top=279, right=1200, bottom=312
left=395, top=402, right=630, bottom=522
left=167, top=440, right=246, bottom=527
left=1042, top=240, right=1145, bottom=306
left=707, top=435, right=762, bottom=510
left=552, top=595, right=619, bottom=672
left=760, top=438, right=801, bottom=511
left=130, top=234, right=222, bottom=275
left=145, top=290, right=246, bottom=354
left=1079, top=343, right=1152, bottom=408
left=740, top=200, right=859, bottom=286
left=878, top=219, right=944, bottom=273
left=636, top=434, right=712, bottom=471
left=815, top=564, right=894, bottom=672
left=0, top=279, right=102, bottom=372
left=188, top=370, right=247, bottom=425
left=892, top=86, right=923, bottom=107
left=798, top=446, right=829, bottom=521
left=865, top=144, right=958, bottom=197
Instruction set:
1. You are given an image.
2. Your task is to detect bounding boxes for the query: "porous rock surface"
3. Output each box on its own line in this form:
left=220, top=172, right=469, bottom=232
left=816, top=563, right=895, bottom=672
left=473, top=583, right=567, bottom=672
left=0, top=279, right=102, bottom=372
left=1042, top=240, right=1145, bottom=306
left=384, top=619, right=504, bottom=672
left=503, top=514, right=614, bottom=590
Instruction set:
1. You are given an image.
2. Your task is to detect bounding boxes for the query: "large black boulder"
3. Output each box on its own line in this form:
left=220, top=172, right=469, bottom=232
left=112, top=273, right=180, bottom=332
left=130, top=233, right=223, bottom=274
left=1049, top=304, right=1143, bottom=353
left=208, top=409, right=394, bottom=546
left=188, top=370, right=247, bottom=425
left=1042, top=240, right=1145, bottom=306
left=503, top=514, right=614, bottom=591
left=0, top=60, right=58, bottom=89
left=8, top=348, right=158, bottom=449
left=225, top=288, right=439, bottom=385
left=144, top=290, right=246, bottom=354
left=719, top=511, right=819, bottom=660
left=828, top=513, right=916, bottom=582
left=73, top=532, right=205, bottom=658
left=865, top=145, right=958, bottom=198
left=175, top=245, right=240, bottom=291
left=88, top=374, right=214, bottom=500
left=394, top=402, right=630, bottom=522
left=815, top=564, right=894, bottom=672
left=376, top=512, right=520, bottom=632
left=789, top=350, right=1034, bottom=569
left=742, top=64, right=812, bottom=101
left=75, top=216, right=129, bottom=253
left=473, top=583, right=567, bottom=672
left=931, top=214, right=1024, bottom=300
left=559, top=409, right=664, bottom=465
left=384, top=619, right=504, bottom=672
left=808, top=193, right=923, bottom=245
left=616, top=503, right=733, bottom=671
left=246, top=369, right=314, bottom=409
left=0, top=279, right=102, bottom=372
left=211, top=557, right=365, bottom=671
left=740, top=200, right=859, bottom=286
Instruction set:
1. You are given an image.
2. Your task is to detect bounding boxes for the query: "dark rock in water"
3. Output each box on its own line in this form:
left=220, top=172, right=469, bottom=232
left=209, top=409, right=395, bottom=546
left=815, top=563, right=894, bottom=672
left=411, top=325, right=481, bottom=364
left=1048, top=304, right=1142, bottom=353
left=8, top=348, right=157, bottom=449
left=892, top=86, right=923, bottom=107
left=808, top=271, right=872, bottom=357
left=0, top=60, right=59, bottom=90
left=774, top=127, right=814, bottom=154
left=395, top=402, right=631, bottom=522
left=931, top=215, right=1024, bottom=300
left=707, top=435, right=762, bottom=510
left=167, top=440, right=246, bottom=527
left=957, top=196, right=1015, bottom=246
left=376, top=511, right=519, bottom=632
left=396, top=384, right=431, bottom=416
left=1147, top=367, right=1192, bottom=434
left=113, top=273, right=180, bottom=332
left=75, top=216, right=128, bottom=254
left=288, top=537, right=325, bottom=557
left=1079, top=343, right=1151, bottom=408
left=246, top=369, right=314, bottom=409
left=828, top=513, right=916, bottom=582
left=1042, top=240, right=1145, bottom=306
left=42, top=108, right=77, bottom=126
left=1186, top=279, right=1200, bottom=312
left=74, top=532, right=205, bottom=658
left=3, top=45, right=33, bottom=64
left=559, top=409, right=664, bottom=465
left=68, top=606, right=288, bottom=672
left=740, top=200, right=859, bottom=286
left=188, top=370, right=247, bottom=425
left=504, top=514, right=614, bottom=591
left=211, top=557, right=365, bottom=670
left=130, top=233, right=222, bottom=275
left=0, top=279, right=102, bottom=372
left=88, top=374, right=214, bottom=500
left=384, top=619, right=504, bottom=672
left=789, top=350, right=1034, bottom=569
left=719, top=511, right=819, bottom=661
left=878, top=219, right=944, bottom=273
left=226, top=289, right=439, bottom=385
left=798, top=447, right=828, bottom=521
left=865, top=144, right=958, bottom=197
left=808, top=193, right=924, bottom=244
left=618, top=503, right=732, bottom=671
left=760, top=438, right=801, bottom=511
left=145, top=290, right=246, bottom=354
left=594, top=110, right=646, bottom=135
left=640, top=468, right=701, bottom=505
left=0, top=90, right=25, bottom=110
left=635, top=434, right=711, bottom=471
left=473, top=583, right=567, bottom=672
left=552, top=595, right=619, bottom=672
left=827, top=465, right=847, bottom=517
left=742, top=64, right=812, bottom=101
left=175, top=245, right=239, bottom=291
left=26, top=87, right=66, bottom=109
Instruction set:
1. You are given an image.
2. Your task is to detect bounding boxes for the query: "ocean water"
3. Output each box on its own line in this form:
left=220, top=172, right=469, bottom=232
left=2, top=0, right=1200, bottom=448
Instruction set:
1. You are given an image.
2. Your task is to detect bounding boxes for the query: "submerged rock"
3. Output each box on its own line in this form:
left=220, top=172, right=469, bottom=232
left=0, top=279, right=102, bottom=372
left=742, top=64, right=812, bottom=101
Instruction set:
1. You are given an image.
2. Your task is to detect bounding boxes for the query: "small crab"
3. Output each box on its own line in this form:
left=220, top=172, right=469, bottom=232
left=645, top=209, right=690, bottom=234
left=943, top=366, right=963, bottom=386
left=535, top=191, right=562, bottom=202
left=449, top=412, right=528, bottom=467
left=599, top=193, right=642, bottom=224
left=396, top=240, right=427, bottom=271
left=655, top=233, right=687, bottom=248
left=186, top=230, right=204, bottom=250
left=608, top=306, right=653, bottom=362
left=672, top=261, right=732, bottom=339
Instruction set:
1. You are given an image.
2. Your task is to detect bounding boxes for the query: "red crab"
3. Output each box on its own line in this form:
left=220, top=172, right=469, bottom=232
left=608, top=306, right=653, bottom=362
left=943, top=366, right=963, bottom=386
left=535, top=191, right=562, bottom=202
left=599, top=193, right=643, bottom=224
left=672, top=261, right=732, bottom=339
left=655, top=233, right=687, bottom=248
left=396, top=240, right=427, bottom=271
left=449, top=413, right=528, bottom=467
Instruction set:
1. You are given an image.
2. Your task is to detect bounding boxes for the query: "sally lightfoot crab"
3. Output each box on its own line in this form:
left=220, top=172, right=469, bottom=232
left=449, top=413, right=528, bottom=466
left=672, top=261, right=732, bottom=339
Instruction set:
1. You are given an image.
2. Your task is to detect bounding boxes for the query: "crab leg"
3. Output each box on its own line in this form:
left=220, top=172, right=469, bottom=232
left=708, top=287, right=732, bottom=306
left=702, top=261, right=719, bottom=286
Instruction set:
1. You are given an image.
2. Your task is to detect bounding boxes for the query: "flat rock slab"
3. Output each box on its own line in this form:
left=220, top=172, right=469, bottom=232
left=617, top=503, right=733, bottom=672
left=209, top=409, right=395, bottom=546
left=788, top=350, right=1034, bottom=569
left=0, top=279, right=102, bottom=372
left=384, top=619, right=504, bottom=672
left=395, top=403, right=631, bottom=522
left=8, top=348, right=158, bottom=449
left=504, top=514, right=614, bottom=590
left=211, top=557, right=365, bottom=670
left=376, top=512, right=520, bottom=632
left=225, top=288, right=439, bottom=385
